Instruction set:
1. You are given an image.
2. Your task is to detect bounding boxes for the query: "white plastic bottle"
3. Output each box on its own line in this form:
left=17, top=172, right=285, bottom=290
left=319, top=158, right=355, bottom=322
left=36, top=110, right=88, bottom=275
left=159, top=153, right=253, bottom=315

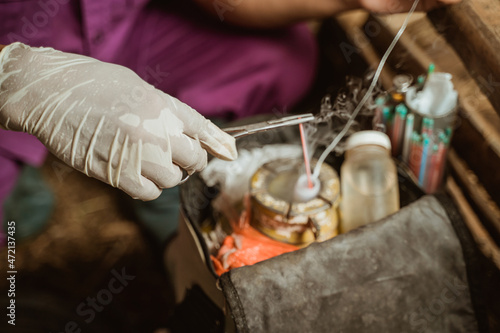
left=340, top=131, right=400, bottom=233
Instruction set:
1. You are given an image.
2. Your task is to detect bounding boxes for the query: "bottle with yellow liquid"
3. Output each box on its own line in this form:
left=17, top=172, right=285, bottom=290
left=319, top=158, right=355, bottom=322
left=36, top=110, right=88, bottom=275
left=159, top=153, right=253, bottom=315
left=340, top=131, right=399, bottom=233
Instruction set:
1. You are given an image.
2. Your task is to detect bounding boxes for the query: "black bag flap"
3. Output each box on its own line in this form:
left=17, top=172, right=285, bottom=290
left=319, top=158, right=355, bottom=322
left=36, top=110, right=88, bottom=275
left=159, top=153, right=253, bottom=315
left=220, top=195, right=481, bottom=333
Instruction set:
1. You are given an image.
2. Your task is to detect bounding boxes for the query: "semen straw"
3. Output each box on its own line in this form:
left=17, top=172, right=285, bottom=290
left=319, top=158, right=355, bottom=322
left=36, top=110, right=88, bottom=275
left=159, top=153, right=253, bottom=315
left=419, top=135, right=430, bottom=187
left=409, top=132, right=422, bottom=178
left=392, top=104, right=408, bottom=156
left=299, top=123, right=313, bottom=188
left=402, top=113, right=414, bottom=163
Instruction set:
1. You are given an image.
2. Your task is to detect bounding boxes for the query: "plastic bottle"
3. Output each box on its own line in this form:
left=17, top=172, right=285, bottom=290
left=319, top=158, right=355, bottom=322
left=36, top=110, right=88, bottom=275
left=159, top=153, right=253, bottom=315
left=340, top=131, right=400, bottom=233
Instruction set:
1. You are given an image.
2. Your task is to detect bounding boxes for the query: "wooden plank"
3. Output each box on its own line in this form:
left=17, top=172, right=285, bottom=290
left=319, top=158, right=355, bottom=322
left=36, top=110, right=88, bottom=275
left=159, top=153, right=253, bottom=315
left=370, top=14, right=500, bottom=158
left=335, top=11, right=395, bottom=90
left=446, top=177, right=500, bottom=270
left=450, top=114, right=500, bottom=205
left=428, top=0, right=500, bottom=116
left=365, top=13, right=500, bottom=205
left=448, top=149, right=500, bottom=243
left=331, top=10, right=500, bottom=326
left=333, top=11, right=500, bottom=238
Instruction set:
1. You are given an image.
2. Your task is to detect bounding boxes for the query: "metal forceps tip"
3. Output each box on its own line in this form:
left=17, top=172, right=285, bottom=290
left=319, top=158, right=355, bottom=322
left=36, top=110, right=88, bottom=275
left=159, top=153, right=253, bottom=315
left=178, top=113, right=315, bottom=185
left=222, top=113, right=315, bottom=139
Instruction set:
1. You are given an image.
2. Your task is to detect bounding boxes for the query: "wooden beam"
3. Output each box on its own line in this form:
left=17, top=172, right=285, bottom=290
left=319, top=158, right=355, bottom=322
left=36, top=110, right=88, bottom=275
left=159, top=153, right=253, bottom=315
left=448, top=149, right=500, bottom=242
left=446, top=177, right=500, bottom=270
left=428, top=0, right=500, bottom=116
left=368, top=13, right=500, bottom=158
left=335, top=11, right=395, bottom=90
left=332, top=10, right=500, bottom=241
left=364, top=13, right=500, bottom=205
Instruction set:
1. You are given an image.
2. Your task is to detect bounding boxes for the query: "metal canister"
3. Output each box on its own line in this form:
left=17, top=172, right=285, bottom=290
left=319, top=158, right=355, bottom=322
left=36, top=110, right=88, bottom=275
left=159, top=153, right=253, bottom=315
left=250, top=158, right=340, bottom=247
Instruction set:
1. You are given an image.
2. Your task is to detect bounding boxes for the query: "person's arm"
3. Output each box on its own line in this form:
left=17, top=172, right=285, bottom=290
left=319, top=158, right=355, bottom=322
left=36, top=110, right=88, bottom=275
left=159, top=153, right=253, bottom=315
left=193, top=0, right=461, bottom=28
left=0, top=42, right=237, bottom=201
left=194, top=0, right=356, bottom=27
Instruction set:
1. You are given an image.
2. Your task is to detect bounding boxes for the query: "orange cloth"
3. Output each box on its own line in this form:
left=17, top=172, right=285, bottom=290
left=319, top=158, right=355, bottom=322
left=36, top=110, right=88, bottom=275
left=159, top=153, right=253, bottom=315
left=212, top=197, right=299, bottom=275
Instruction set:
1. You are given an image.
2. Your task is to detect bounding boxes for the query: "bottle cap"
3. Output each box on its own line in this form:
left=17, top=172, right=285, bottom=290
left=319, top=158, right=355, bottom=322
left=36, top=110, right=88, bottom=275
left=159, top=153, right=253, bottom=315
left=346, top=130, right=391, bottom=151
left=375, top=96, right=386, bottom=106
left=428, top=63, right=435, bottom=75
left=422, top=117, right=434, bottom=128
left=395, top=103, right=408, bottom=115
left=393, top=74, right=413, bottom=93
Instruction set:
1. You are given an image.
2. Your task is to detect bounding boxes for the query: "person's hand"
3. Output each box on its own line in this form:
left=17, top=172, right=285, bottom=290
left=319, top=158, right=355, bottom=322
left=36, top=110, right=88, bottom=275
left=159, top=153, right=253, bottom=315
left=357, top=0, right=461, bottom=14
left=0, top=42, right=237, bottom=200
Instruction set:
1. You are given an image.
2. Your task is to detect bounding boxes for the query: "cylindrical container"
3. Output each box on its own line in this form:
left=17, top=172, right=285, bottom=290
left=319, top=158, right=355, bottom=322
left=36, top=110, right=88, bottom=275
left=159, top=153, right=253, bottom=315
left=250, top=158, right=340, bottom=247
left=391, top=74, right=413, bottom=103
left=403, top=73, right=457, bottom=193
left=340, top=131, right=399, bottom=233
left=405, top=73, right=457, bottom=135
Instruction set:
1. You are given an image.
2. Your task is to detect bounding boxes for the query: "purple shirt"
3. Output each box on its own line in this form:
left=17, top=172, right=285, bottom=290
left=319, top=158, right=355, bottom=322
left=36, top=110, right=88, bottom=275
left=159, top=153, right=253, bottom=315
left=1, top=0, right=317, bottom=117
left=1, top=0, right=149, bottom=61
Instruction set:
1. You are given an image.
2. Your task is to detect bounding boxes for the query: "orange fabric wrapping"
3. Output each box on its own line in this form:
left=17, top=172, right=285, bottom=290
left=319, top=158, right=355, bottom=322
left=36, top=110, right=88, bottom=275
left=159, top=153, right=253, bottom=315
left=212, top=196, right=299, bottom=275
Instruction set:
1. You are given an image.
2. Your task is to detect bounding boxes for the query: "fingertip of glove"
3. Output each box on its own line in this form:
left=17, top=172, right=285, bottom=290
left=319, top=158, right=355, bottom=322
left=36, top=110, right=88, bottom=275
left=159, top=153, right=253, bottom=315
left=217, top=135, right=238, bottom=161
left=205, top=121, right=238, bottom=161
left=125, top=178, right=162, bottom=201
left=136, top=191, right=162, bottom=202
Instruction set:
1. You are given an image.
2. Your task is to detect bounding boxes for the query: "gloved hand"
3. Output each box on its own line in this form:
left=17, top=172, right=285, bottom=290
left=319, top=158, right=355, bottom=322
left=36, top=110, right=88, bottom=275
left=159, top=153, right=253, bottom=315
left=0, top=42, right=237, bottom=200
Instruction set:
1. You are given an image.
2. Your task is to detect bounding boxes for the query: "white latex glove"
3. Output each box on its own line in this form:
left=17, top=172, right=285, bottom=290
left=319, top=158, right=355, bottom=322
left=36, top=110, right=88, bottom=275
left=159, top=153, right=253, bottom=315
left=0, top=42, right=237, bottom=200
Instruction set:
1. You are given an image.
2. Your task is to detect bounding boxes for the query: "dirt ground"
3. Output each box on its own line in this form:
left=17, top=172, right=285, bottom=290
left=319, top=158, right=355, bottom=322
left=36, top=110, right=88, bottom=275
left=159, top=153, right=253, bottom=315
left=0, top=153, right=174, bottom=332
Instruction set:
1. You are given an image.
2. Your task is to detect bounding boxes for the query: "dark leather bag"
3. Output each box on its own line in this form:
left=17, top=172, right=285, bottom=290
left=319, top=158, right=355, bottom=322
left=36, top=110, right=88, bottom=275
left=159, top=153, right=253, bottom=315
left=219, top=195, right=488, bottom=333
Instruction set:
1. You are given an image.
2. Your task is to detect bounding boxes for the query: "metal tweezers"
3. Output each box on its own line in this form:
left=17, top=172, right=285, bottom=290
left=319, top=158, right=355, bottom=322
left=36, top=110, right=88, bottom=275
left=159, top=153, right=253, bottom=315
left=222, top=113, right=315, bottom=138
left=178, top=113, right=315, bottom=184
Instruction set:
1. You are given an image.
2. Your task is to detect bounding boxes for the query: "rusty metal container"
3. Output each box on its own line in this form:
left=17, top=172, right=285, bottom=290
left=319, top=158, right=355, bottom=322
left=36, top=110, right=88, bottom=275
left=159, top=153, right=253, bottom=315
left=250, top=157, right=340, bottom=246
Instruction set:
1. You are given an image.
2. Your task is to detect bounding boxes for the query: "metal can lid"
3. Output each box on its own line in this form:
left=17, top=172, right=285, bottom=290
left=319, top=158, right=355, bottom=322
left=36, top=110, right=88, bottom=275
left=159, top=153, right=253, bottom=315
left=393, top=74, right=413, bottom=93
left=346, top=130, right=391, bottom=151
